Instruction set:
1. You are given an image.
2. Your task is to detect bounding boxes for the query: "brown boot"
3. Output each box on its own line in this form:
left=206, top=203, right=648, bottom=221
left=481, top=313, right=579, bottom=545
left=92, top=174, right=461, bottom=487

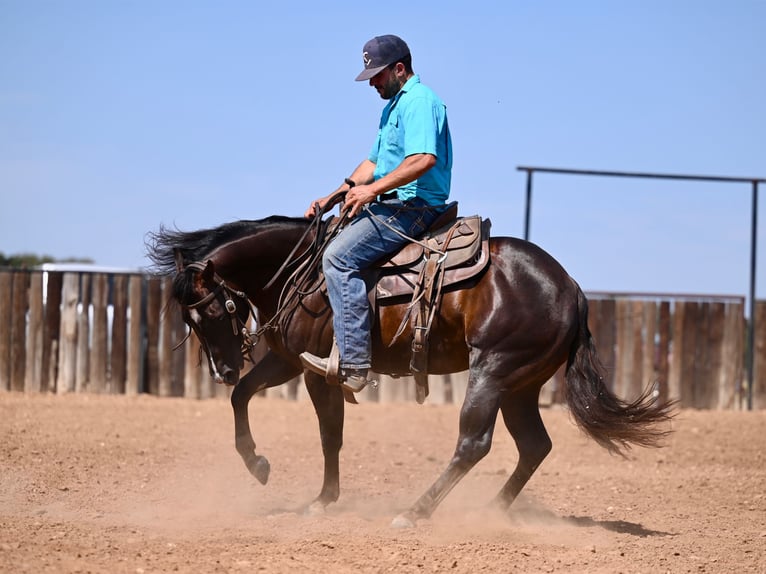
left=299, top=352, right=373, bottom=393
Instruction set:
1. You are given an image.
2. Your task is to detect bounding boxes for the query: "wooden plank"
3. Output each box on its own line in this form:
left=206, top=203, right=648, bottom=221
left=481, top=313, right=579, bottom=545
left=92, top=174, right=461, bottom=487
left=703, top=302, right=726, bottom=409
left=184, top=329, right=202, bottom=399
left=75, top=274, right=91, bottom=392
left=615, top=299, right=633, bottom=399
left=680, top=301, right=699, bottom=407
left=754, top=300, right=766, bottom=410
left=41, top=272, right=63, bottom=392
left=171, top=307, right=187, bottom=397
left=126, top=275, right=143, bottom=395
left=668, top=301, right=685, bottom=403
left=641, top=300, right=657, bottom=392
left=144, top=277, right=162, bottom=395
left=158, top=276, right=174, bottom=397
left=718, top=301, right=743, bottom=410
left=57, top=273, right=80, bottom=394
left=90, top=274, right=109, bottom=393
left=627, top=299, right=644, bottom=399
left=0, top=272, right=13, bottom=391
left=656, top=301, right=671, bottom=404
left=110, top=275, right=129, bottom=394
left=25, top=272, right=44, bottom=393
left=10, top=271, right=29, bottom=392
left=591, top=298, right=616, bottom=390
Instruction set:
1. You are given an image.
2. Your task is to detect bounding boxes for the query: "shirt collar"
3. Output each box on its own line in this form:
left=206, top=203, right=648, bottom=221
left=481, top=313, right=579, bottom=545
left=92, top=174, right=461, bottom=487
left=401, top=74, right=420, bottom=93
left=387, top=74, right=420, bottom=110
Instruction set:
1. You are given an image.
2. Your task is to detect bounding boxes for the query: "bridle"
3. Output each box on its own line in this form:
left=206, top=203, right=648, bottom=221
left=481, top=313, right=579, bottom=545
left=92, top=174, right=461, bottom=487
left=181, top=261, right=260, bottom=368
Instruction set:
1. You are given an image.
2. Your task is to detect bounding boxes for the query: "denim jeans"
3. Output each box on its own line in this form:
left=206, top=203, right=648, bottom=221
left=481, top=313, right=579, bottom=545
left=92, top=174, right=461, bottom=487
left=322, top=197, right=442, bottom=370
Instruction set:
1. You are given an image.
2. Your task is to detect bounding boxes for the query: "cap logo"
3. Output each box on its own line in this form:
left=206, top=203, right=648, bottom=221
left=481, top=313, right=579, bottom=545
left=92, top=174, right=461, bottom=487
left=362, top=51, right=372, bottom=68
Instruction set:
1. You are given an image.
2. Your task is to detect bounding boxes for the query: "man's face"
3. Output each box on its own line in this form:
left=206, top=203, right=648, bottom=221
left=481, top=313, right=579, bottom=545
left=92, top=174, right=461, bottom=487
left=369, top=64, right=403, bottom=100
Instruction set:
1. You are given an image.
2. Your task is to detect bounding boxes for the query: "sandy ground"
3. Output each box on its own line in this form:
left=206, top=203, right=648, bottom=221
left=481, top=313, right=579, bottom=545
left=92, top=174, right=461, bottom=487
left=1, top=391, right=764, bottom=574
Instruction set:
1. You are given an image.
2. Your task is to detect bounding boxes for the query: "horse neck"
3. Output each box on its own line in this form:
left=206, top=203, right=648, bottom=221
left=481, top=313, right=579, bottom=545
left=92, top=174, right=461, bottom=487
left=209, top=219, right=313, bottom=310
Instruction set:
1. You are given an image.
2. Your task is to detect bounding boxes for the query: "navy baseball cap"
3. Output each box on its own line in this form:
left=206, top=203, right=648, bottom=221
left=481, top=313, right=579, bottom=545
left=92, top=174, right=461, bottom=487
left=355, top=35, right=410, bottom=81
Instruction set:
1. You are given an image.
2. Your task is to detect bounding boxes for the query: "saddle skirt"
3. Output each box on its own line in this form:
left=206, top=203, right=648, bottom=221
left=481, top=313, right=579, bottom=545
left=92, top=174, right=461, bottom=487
left=373, top=214, right=492, bottom=300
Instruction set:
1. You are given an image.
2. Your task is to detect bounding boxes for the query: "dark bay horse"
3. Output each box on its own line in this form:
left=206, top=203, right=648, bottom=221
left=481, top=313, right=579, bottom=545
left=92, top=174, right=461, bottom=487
left=146, top=215, right=674, bottom=527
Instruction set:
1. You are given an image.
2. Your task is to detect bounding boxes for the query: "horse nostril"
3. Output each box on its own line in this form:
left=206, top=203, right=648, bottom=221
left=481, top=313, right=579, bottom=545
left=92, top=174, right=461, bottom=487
left=221, top=366, right=239, bottom=386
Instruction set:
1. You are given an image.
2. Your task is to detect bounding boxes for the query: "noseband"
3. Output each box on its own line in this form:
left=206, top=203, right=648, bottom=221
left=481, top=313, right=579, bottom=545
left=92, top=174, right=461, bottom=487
left=182, top=261, right=260, bottom=364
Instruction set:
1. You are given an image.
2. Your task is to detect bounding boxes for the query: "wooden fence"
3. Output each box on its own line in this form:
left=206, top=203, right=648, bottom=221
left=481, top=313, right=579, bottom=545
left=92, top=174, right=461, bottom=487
left=0, top=269, right=763, bottom=409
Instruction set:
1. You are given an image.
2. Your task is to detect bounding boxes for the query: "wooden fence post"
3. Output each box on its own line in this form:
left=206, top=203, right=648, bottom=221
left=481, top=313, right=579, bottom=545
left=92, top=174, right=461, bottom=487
left=9, top=271, right=29, bottom=392
left=126, top=275, right=143, bottom=395
left=668, top=301, right=683, bottom=404
left=183, top=331, right=199, bottom=399
left=75, top=274, right=91, bottom=392
left=25, top=272, right=44, bottom=393
left=656, top=301, right=671, bottom=404
left=145, top=277, right=162, bottom=395
left=615, top=299, right=633, bottom=399
left=717, top=301, right=743, bottom=409
left=754, top=300, right=766, bottom=409
left=641, top=300, right=658, bottom=390
left=42, top=272, right=63, bottom=392
left=590, top=298, right=616, bottom=389
left=90, top=273, right=109, bottom=392
left=0, top=272, right=13, bottom=391
left=702, top=302, right=725, bottom=409
left=111, top=275, right=129, bottom=394
left=158, top=276, right=173, bottom=397
left=57, top=273, right=79, bottom=394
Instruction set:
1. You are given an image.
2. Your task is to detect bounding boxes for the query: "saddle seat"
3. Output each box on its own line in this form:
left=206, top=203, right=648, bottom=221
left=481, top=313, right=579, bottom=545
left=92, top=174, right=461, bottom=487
left=372, top=201, right=491, bottom=301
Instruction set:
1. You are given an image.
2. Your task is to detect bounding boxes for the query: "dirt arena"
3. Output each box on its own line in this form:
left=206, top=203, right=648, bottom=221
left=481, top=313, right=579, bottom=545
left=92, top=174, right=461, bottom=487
left=1, top=392, right=764, bottom=574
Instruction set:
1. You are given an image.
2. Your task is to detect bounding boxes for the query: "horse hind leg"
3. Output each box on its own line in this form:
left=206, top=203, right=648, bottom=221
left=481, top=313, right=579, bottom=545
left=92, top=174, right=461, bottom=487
left=392, top=378, right=502, bottom=528
left=492, top=384, right=552, bottom=513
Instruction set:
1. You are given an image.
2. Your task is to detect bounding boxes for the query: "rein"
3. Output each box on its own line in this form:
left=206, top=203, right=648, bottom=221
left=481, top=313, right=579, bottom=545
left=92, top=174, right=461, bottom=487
left=178, top=191, right=447, bottom=371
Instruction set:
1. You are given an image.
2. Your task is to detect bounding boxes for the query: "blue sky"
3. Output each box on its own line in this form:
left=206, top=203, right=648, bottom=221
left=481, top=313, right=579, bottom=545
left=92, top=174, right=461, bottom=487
left=2, top=1, right=764, bottom=298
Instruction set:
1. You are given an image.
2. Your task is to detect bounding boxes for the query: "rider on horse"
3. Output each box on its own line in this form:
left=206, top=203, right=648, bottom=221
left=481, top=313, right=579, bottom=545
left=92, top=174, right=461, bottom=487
left=300, top=35, right=453, bottom=393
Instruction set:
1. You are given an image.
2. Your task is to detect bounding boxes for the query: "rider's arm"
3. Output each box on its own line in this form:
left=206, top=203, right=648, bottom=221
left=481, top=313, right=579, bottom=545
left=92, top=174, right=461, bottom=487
left=304, top=160, right=377, bottom=218
left=344, top=153, right=436, bottom=218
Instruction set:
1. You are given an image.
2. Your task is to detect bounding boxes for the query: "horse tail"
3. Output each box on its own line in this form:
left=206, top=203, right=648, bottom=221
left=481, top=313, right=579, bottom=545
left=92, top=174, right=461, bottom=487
left=564, top=285, right=675, bottom=456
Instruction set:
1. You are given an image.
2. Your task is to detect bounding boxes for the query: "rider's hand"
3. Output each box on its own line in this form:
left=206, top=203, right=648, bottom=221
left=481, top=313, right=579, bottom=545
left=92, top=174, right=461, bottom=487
left=304, top=197, right=327, bottom=219
left=343, top=184, right=378, bottom=218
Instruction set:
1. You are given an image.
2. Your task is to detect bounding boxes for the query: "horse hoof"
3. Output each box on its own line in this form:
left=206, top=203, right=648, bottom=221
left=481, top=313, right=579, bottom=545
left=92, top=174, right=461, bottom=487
left=304, top=501, right=326, bottom=516
left=391, top=513, right=416, bottom=529
left=249, top=455, right=270, bottom=485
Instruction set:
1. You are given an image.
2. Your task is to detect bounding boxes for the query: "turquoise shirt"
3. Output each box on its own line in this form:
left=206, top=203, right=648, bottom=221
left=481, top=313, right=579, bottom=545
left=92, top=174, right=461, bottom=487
left=368, top=75, right=452, bottom=205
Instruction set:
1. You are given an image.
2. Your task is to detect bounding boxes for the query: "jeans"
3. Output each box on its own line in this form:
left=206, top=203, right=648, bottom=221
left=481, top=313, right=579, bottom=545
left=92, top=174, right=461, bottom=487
left=322, top=197, right=442, bottom=370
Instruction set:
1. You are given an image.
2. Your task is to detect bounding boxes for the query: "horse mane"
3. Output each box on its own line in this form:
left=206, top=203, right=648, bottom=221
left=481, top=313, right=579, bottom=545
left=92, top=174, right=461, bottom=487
left=145, top=216, right=307, bottom=276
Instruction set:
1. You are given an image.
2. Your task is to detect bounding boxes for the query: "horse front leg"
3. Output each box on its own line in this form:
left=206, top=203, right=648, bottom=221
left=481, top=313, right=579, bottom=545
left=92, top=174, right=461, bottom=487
left=231, top=351, right=302, bottom=484
left=302, top=371, right=345, bottom=514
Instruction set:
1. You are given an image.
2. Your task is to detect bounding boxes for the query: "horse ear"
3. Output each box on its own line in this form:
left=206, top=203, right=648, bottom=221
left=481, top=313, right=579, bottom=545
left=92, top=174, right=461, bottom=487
left=202, top=260, right=216, bottom=280
left=174, top=249, right=185, bottom=272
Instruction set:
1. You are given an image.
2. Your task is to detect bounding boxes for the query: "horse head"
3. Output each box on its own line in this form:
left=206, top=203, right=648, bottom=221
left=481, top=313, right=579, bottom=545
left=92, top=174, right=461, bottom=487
left=173, top=253, right=256, bottom=386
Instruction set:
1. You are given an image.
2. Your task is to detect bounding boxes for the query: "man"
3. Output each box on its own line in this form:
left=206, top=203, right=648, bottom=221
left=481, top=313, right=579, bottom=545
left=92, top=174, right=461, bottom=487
left=300, top=34, right=453, bottom=393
